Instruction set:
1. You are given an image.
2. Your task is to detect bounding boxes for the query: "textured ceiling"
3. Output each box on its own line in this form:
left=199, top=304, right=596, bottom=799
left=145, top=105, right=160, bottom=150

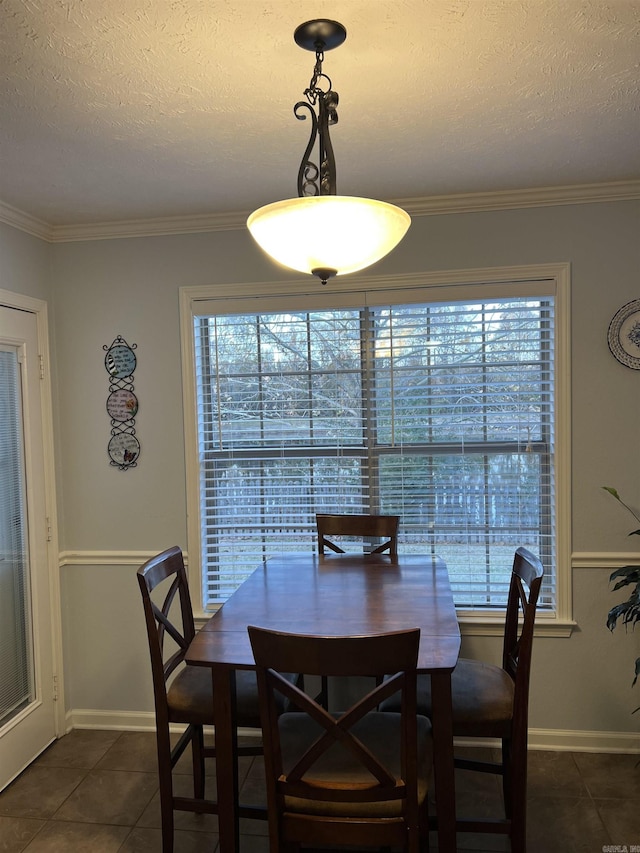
left=0, top=0, right=639, bottom=227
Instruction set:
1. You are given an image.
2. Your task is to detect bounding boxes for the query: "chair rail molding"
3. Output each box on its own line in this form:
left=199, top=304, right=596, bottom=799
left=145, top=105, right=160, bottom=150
left=62, top=550, right=639, bottom=570
left=58, top=550, right=185, bottom=567
left=571, top=551, right=640, bottom=570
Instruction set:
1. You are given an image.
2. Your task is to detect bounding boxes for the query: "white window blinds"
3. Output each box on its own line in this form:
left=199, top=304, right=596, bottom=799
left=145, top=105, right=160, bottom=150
left=194, top=294, right=555, bottom=610
left=0, top=348, right=33, bottom=726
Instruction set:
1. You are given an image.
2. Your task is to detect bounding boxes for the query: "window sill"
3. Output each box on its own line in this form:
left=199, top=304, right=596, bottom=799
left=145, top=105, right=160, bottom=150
left=457, top=614, right=576, bottom=638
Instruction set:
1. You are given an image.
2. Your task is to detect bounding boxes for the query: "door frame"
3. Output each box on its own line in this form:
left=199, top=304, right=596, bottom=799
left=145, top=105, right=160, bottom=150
left=0, top=288, right=64, bottom=736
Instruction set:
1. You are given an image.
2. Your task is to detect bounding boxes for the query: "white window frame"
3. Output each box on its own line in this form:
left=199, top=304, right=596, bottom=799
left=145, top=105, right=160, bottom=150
left=180, top=264, right=573, bottom=636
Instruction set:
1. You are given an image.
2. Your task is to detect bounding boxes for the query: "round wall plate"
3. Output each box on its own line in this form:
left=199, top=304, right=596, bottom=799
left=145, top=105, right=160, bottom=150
left=608, top=299, right=640, bottom=369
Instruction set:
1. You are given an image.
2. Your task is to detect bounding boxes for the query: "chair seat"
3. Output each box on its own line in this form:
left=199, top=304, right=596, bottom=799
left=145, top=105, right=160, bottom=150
left=167, top=665, right=296, bottom=728
left=167, top=665, right=262, bottom=727
left=443, top=659, right=514, bottom=736
left=279, top=711, right=432, bottom=818
left=382, top=658, right=515, bottom=738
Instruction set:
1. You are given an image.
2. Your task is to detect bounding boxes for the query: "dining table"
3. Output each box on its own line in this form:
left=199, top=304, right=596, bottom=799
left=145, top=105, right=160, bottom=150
left=185, top=551, right=461, bottom=852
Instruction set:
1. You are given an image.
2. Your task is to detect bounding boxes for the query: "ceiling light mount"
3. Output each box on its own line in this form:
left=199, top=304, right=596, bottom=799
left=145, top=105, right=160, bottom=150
left=293, top=19, right=346, bottom=53
left=247, top=19, right=410, bottom=285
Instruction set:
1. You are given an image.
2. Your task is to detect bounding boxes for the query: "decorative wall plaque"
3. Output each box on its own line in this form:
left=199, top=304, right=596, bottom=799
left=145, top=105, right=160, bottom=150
left=608, top=299, right=640, bottom=369
left=104, top=335, right=139, bottom=469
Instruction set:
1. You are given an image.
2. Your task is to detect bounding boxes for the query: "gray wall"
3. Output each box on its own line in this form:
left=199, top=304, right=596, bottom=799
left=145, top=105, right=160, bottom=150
left=0, top=222, right=51, bottom=301
left=4, top=200, right=640, bottom=743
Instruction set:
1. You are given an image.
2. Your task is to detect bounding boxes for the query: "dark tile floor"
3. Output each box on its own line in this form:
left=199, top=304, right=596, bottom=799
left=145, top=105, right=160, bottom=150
left=0, top=729, right=638, bottom=852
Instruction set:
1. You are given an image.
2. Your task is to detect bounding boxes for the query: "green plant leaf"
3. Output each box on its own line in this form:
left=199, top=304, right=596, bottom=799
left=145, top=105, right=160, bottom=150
left=603, top=486, right=621, bottom=499
left=609, top=565, right=640, bottom=582
left=602, top=486, right=640, bottom=526
left=607, top=596, right=640, bottom=631
left=602, top=487, right=640, bottom=697
left=611, top=576, right=640, bottom=593
left=607, top=602, right=629, bottom=631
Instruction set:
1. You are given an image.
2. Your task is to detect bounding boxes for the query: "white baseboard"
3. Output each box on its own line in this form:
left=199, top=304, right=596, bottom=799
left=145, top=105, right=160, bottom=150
left=527, top=727, right=640, bottom=753
left=66, top=709, right=157, bottom=732
left=456, top=729, right=640, bottom=753
left=67, top=708, right=261, bottom=740
left=67, top=709, right=640, bottom=753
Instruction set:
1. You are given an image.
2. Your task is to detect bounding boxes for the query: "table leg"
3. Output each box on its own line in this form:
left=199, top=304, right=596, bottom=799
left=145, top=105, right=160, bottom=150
left=430, top=671, right=456, bottom=852
left=212, top=665, right=239, bottom=853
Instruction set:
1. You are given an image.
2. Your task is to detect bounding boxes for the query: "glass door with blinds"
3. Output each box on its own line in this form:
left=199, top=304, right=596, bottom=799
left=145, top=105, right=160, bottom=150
left=0, top=343, right=34, bottom=726
left=193, top=290, right=556, bottom=612
left=0, top=305, right=56, bottom=791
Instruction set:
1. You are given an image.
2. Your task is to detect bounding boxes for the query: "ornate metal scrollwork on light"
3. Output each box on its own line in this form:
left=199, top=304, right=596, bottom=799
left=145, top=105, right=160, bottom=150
left=294, top=29, right=339, bottom=198
left=247, top=20, right=411, bottom=286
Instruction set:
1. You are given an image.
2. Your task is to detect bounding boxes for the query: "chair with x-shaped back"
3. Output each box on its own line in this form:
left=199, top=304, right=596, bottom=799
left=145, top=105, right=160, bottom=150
left=382, top=545, right=544, bottom=853
left=316, top=512, right=400, bottom=556
left=315, top=512, right=400, bottom=708
left=248, top=625, right=432, bottom=853
left=137, top=546, right=265, bottom=853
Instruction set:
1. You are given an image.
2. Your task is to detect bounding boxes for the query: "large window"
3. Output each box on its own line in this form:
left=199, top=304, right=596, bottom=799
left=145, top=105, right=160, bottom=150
left=183, top=268, right=569, bottom=622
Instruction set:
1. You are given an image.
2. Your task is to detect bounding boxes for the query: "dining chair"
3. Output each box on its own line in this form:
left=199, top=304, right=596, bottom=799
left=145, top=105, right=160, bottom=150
left=248, top=625, right=431, bottom=853
left=382, top=545, right=544, bottom=853
left=137, top=546, right=265, bottom=853
left=315, top=512, right=401, bottom=708
left=316, top=512, right=400, bottom=555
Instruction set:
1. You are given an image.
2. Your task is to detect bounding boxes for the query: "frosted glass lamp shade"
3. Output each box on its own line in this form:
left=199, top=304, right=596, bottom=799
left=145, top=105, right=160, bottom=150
left=247, top=195, right=411, bottom=281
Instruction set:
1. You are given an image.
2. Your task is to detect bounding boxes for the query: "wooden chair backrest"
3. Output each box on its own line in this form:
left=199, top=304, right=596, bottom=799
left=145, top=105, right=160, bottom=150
left=503, top=546, right=544, bottom=728
left=316, top=513, right=400, bottom=555
left=137, top=546, right=195, bottom=721
left=248, top=626, right=421, bottom=847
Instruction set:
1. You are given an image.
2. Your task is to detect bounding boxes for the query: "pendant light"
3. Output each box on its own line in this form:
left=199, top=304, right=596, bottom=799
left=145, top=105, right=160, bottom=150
left=247, top=19, right=411, bottom=285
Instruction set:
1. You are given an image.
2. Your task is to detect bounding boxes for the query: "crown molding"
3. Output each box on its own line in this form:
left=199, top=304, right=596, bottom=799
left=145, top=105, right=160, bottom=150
left=0, top=200, right=52, bottom=240
left=397, top=179, right=640, bottom=217
left=2, top=179, right=639, bottom=243
left=48, top=210, right=248, bottom=242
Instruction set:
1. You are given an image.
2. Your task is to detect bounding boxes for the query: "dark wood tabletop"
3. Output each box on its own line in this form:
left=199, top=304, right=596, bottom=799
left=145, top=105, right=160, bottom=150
left=192, top=552, right=459, bottom=667
left=186, top=552, right=461, bottom=852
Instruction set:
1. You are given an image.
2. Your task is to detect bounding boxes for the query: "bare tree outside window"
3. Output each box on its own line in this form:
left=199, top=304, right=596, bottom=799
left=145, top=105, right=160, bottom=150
left=194, top=297, right=555, bottom=609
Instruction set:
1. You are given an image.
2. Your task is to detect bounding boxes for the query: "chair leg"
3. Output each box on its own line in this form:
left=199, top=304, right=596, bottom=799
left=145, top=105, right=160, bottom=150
left=508, top=733, right=528, bottom=853
left=319, top=674, right=329, bottom=709
left=156, top=728, right=175, bottom=853
left=502, top=733, right=527, bottom=853
left=160, top=807, right=174, bottom=853
left=501, top=737, right=512, bottom=817
left=511, top=810, right=527, bottom=853
left=192, top=724, right=206, bottom=801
